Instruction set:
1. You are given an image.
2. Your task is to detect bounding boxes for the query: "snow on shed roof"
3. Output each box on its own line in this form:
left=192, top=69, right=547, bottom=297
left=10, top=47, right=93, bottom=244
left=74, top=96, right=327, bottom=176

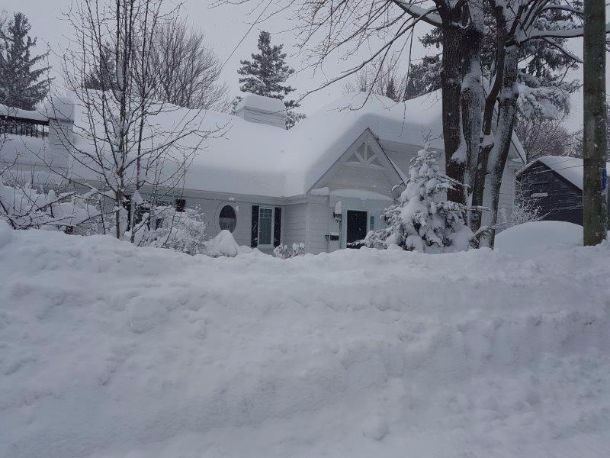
left=519, top=155, right=610, bottom=190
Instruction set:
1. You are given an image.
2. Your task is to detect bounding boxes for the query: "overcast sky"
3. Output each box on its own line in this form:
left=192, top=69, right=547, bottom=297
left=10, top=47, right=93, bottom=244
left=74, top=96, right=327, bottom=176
left=1, top=0, right=607, bottom=132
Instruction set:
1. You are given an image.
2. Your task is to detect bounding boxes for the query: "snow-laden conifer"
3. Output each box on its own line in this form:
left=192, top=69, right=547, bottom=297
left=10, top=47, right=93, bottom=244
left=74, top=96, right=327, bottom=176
left=0, top=12, right=50, bottom=110
left=237, top=31, right=304, bottom=128
left=365, top=147, right=472, bottom=252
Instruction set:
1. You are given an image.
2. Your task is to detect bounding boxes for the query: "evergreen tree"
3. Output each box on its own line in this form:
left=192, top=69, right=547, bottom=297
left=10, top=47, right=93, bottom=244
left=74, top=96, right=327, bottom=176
left=237, top=31, right=304, bottom=128
left=83, top=45, right=118, bottom=91
left=385, top=77, right=397, bottom=101
left=0, top=12, right=50, bottom=110
left=365, top=147, right=472, bottom=252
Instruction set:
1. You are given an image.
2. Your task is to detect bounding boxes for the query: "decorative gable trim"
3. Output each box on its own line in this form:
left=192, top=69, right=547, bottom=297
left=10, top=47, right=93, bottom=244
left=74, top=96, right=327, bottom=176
left=307, top=128, right=405, bottom=195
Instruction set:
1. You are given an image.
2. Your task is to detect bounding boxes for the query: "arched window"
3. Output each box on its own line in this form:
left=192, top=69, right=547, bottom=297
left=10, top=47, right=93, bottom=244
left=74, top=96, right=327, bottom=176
left=219, top=205, right=237, bottom=232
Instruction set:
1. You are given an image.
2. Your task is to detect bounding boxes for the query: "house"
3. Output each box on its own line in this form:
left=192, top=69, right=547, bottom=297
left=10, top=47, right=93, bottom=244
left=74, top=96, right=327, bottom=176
left=1, top=92, right=526, bottom=253
left=517, top=155, right=610, bottom=226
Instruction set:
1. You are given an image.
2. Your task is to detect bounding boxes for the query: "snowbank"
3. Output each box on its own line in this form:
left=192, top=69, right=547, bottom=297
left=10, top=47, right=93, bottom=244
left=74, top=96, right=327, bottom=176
left=496, top=221, right=583, bottom=255
left=1, top=230, right=610, bottom=458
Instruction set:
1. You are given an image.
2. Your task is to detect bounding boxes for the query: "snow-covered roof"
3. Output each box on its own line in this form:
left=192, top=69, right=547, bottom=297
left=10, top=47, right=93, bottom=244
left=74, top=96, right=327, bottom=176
left=235, top=93, right=286, bottom=113
left=21, top=91, right=526, bottom=198
left=186, top=91, right=452, bottom=197
left=519, top=155, right=610, bottom=190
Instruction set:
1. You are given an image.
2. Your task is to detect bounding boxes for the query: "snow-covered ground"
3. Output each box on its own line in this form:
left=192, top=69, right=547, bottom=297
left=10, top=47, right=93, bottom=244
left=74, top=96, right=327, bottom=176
left=1, top=223, right=610, bottom=457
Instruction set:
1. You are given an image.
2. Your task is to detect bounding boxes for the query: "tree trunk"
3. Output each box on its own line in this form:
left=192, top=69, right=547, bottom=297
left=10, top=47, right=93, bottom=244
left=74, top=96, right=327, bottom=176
left=460, top=24, right=484, bottom=214
left=480, top=44, right=519, bottom=248
left=441, top=26, right=465, bottom=204
left=583, top=0, right=608, bottom=246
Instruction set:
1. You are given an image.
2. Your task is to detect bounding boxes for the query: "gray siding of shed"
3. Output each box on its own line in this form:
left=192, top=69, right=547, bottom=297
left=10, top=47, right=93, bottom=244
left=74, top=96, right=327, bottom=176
left=517, top=162, right=583, bottom=225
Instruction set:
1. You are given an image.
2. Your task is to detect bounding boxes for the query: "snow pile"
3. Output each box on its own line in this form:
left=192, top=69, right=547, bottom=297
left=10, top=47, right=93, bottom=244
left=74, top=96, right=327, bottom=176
left=495, top=221, right=583, bottom=255
left=1, top=230, right=610, bottom=457
left=203, top=229, right=240, bottom=257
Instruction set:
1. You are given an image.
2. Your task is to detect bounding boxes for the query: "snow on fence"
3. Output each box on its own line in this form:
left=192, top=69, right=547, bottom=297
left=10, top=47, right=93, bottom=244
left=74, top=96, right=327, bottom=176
left=0, top=104, right=50, bottom=138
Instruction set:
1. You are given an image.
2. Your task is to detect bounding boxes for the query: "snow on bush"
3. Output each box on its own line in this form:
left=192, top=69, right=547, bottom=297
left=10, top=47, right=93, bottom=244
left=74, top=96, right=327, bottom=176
left=0, top=180, right=100, bottom=231
left=365, top=147, right=472, bottom=252
left=203, top=229, right=240, bottom=257
left=134, top=205, right=206, bottom=255
left=273, top=242, right=305, bottom=259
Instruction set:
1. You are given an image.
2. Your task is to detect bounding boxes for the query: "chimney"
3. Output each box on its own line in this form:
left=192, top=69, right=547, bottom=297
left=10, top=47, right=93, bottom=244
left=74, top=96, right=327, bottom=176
left=235, top=93, right=287, bottom=129
left=43, top=96, right=75, bottom=170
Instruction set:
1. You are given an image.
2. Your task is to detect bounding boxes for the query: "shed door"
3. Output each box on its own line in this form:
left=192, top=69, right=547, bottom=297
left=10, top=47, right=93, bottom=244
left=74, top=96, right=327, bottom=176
left=346, top=210, right=367, bottom=248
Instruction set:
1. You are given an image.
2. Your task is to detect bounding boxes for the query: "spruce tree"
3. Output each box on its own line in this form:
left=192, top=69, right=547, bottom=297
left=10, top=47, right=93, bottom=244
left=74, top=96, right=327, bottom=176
left=237, top=31, right=304, bottom=128
left=365, top=147, right=472, bottom=252
left=83, top=45, right=118, bottom=92
left=0, top=12, right=50, bottom=110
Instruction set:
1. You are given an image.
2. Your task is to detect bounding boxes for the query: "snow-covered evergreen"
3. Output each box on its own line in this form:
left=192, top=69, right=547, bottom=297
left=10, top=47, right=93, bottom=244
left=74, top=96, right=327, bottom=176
left=365, top=147, right=472, bottom=252
left=237, top=31, right=304, bottom=128
left=0, top=12, right=50, bottom=110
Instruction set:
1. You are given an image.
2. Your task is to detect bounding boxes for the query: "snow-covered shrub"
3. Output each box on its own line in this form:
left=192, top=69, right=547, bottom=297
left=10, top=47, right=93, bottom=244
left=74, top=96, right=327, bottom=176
left=202, top=230, right=239, bottom=257
left=134, top=205, right=206, bottom=255
left=364, top=147, right=472, bottom=252
left=273, top=242, right=305, bottom=259
left=0, top=180, right=100, bottom=231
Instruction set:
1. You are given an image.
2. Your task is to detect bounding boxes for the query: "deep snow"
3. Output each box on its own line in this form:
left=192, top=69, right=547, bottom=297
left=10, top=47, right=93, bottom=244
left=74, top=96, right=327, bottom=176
left=1, top=225, right=610, bottom=457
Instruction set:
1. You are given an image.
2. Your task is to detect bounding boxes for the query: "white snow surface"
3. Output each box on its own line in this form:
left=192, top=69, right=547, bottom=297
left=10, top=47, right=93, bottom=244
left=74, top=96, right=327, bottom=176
left=496, top=221, right=583, bottom=256
left=2, top=229, right=610, bottom=458
left=520, top=156, right=610, bottom=190
left=235, top=93, right=286, bottom=113
left=202, top=230, right=240, bottom=257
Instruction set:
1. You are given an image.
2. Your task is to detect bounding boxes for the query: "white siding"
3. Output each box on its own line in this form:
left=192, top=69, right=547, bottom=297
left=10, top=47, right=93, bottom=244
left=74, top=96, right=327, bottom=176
left=306, top=199, right=332, bottom=254
left=283, top=203, right=308, bottom=248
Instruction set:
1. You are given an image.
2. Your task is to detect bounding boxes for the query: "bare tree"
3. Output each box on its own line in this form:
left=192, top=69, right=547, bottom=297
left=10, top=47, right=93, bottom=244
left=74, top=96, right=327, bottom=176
left=150, top=18, right=228, bottom=110
left=515, top=118, right=575, bottom=161
left=59, top=0, right=214, bottom=240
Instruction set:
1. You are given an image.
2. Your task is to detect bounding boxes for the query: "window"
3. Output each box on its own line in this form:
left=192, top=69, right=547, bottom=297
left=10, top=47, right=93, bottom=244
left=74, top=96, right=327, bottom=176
left=369, top=215, right=375, bottom=230
left=258, top=207, right=273, bottom=245
left=219, top=205, right=237, bottom=232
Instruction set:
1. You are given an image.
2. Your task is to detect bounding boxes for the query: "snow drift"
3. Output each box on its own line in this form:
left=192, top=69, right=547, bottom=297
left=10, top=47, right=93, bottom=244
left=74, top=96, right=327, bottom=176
left=1, top=228, right=610, bottom=457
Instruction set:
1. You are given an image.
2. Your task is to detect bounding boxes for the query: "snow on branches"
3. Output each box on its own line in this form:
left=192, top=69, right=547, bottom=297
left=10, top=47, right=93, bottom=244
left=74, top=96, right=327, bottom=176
left=365, top=147, right=472, bottom=253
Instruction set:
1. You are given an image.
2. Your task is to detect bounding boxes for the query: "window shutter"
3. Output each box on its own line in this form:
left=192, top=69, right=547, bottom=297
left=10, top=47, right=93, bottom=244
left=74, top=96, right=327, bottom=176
left=251, top=205, right=259, bottom=247
left=274, top=207, right=282, bottom=247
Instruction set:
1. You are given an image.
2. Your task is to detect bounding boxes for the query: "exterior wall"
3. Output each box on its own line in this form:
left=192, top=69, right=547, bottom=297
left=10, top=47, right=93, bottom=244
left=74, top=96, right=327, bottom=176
left=305, top=197, right=332, bottom=254
left=517, top=162, right=584, bottom=225
left=283, top=202, right=308, bottom=248
left=160, top=188, right=285, bottom=251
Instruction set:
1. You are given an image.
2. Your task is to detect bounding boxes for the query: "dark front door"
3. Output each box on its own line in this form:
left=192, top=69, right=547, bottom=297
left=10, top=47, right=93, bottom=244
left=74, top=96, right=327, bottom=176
left=346, top=210, right=368, bottom=248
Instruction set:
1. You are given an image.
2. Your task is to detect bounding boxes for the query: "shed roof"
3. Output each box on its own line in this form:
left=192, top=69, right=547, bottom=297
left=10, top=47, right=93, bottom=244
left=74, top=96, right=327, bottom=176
left=518, top=155, right=610, bottom=190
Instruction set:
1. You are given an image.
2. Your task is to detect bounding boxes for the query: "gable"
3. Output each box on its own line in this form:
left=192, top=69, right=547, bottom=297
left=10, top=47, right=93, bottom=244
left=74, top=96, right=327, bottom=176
left=310, top=129, right=404, bottom=197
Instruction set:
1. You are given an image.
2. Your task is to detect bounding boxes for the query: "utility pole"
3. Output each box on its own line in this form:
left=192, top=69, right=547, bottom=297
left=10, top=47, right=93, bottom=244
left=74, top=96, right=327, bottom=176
left=583, top=0, right=608, bottom=246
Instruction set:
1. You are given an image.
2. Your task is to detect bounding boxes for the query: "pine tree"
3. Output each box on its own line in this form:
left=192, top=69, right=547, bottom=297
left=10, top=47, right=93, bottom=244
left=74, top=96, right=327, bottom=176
left=0, top=12, right=50, bottom=110
left=385, top=77, right=397, bottom=101
left=83, top=44, right=118, bottom=91
left=237, top=31, right=304, bottom=128
left=365, top=147, right=472, bottom=252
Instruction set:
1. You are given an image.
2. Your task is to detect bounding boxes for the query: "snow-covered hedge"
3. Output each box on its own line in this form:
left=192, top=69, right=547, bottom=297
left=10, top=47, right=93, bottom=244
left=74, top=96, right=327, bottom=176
left=134, top=205, right=207, bottom=255
left=273, top=242, right=305, bottom=259
left=0, top=181, right=100, bottom=231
